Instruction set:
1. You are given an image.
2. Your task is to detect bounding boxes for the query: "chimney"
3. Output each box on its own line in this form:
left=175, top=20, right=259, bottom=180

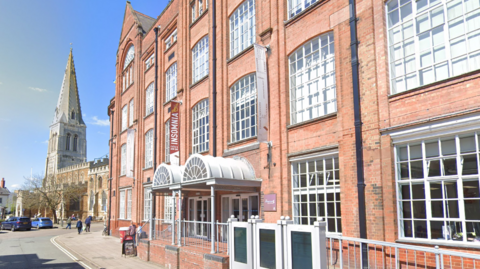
left=1, top=178, right=4, bottom=188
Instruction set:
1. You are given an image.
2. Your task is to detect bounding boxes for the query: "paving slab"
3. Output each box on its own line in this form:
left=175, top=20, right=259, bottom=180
left=54, top=227, right=163, bottom=269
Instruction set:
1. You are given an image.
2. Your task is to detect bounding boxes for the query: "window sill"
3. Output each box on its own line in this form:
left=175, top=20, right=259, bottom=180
left=396, top=238, right=480, bottom=250
left=164, top=96, right=178, bottom=106
left=227, top=44, right=254, bottom=65
left=287, top=112, right=337, bottom=130
left=190, top=9, right=208, bottom=28
left=144, top=65, right=154, bottom=73
left=227, top=136, right=257, bottom=147
left=284, top=0, right=327, bottom=28
left=121, top=83, right=134, bottom=96
left=119, top=174, right=126, bottom=178
left=144, top=112, right=154, bottom=120
left=223, top=141, right=260, bottom=157
left=143, top=167, right=153, bottom=171
left=165, top=41, right=177, bottom=54
left=194, top=149, right=209, bottom=155
left=190, top=75, right=209, bottom=90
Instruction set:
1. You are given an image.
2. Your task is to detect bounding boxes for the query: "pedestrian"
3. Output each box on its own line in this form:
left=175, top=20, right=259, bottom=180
left=71, top=214, right=75, bottom=220
left=66, top=217, right=72, bottom=229
left=76, top=218, right=82, bottom=235
left=85, top=216, right=92, bottom=232
left=129, top=221, right=136, bottom=246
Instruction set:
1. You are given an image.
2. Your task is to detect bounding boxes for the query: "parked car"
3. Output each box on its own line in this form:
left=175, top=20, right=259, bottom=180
left=31, top=217, right=53, bottom=229
left=1, top=217, right=32, bottom=231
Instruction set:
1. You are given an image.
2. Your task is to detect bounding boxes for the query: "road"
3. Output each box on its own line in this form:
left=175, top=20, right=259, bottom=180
left=0, top=222, right=103, bottom=268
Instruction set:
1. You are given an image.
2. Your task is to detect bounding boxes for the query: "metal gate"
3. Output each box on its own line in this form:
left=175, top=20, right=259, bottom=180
left=229, top=216, right=327, bottom=269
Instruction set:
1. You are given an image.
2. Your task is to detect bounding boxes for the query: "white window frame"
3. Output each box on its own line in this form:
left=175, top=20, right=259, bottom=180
left=395, top=131, right=480, bottom=244
left=192, top=99, right=209, bottom=154
left=146, top=83, right=154, bottom=116
left=145, top=129, right=153, bottom=168
left=119, top=190, right=126, bottom=219
left=192, top=36, right=209, bottom=83
left=122, top=105, right=128, bottom=131
left=192, top=3, right=196, bottom=22
left=145, top=53, right=154, bottom=70
left=290, top=153, right=342, bottom=234
left=229, top=0, right=256, bottom=58
left=230, top=74, right=257, bottom=142
left=165, top=29, right=178, bottom=50
left=129, top=99, right=134, bottom=126
left=289, top=32, right=336, bottom=124
left=165, top=119, right=170, bottom=163
left=121, top=144, right=127, bottom=175
left=288, top=0, right=319, bottom=19
left=144, top=187, right=152, bottom=221
left=166, top=63, right=177, bottom=101
left=164, top=196, right=174, bottom=223
left=127, top=189, right=132, bottom=220
left=386, top=0, right=480, bottom=94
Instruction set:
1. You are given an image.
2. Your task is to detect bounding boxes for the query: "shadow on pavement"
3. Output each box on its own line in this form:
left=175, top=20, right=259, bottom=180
left=0, top=254, right=83, bottom=268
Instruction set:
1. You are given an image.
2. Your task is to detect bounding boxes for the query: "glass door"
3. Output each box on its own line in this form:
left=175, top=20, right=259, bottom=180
left=242, top=198, right=248, bottom=222
left=233, top=198, right=240, bottom=220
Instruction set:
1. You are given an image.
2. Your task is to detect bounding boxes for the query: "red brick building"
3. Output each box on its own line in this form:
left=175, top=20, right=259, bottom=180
left=108, top=0, right=480, bottom=267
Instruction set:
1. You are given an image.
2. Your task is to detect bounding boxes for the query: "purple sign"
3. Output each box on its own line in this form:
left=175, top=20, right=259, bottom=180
left=264, top=194, right=277, bottom=212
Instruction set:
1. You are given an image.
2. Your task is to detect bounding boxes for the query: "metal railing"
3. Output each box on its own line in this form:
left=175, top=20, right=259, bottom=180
left=151, top=218, right=228, bottom=254
left=325, top=234, right=480, bottom=269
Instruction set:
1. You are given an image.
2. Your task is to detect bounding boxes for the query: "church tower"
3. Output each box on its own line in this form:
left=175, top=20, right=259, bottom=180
left=45, top=49, right=87, bottom=179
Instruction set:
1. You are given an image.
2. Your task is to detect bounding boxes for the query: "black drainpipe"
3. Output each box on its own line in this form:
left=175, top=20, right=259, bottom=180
left=107, top=110, right=114, bottom=235
left=152, top=26, right=160, bottom=220
left=349, top=0, right=368, bottom=267
left=212, top=0, right=217, bottom=157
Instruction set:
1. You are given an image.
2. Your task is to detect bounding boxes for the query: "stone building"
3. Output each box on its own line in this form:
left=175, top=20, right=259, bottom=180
left=38, top=49, right=110, bottom=221
left=108, top=0, right=480, bottom=267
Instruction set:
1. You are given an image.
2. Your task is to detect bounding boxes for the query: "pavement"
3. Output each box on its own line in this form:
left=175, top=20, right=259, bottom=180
left=53, top=223, right=163, bottom=269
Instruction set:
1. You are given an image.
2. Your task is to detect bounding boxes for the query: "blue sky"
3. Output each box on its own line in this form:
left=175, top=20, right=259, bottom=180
left=0, top=0, right=167, bottom=190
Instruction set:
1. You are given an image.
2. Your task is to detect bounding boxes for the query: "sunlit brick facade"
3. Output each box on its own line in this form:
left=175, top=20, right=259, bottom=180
left=108, top=0, right=480, bottom=267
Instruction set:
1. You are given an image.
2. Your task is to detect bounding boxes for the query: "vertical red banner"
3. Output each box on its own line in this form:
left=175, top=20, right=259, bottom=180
left=169, top=102, right=180, bottom=166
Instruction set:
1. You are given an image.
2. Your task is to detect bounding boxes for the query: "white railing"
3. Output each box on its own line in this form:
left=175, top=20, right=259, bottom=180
left=151, top=218, right=228, bottom=254
left=325, top=234, right=480, bottom=269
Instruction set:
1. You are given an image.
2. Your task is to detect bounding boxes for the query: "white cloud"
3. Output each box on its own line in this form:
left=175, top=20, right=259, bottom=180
left=29, top=87, right=48, bottom=92
left=43, top=140, right=49, bottom=144
left=97, top=131, right=107, bottom=135
left=10, top=184, right=20, bottom=190
left=0, top=82, right=3, bottom=84
left=91, top=116, right=109, bottom=126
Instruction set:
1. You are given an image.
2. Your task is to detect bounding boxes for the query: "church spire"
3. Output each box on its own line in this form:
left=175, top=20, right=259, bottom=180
left=53, top=49, right=84, bottom=125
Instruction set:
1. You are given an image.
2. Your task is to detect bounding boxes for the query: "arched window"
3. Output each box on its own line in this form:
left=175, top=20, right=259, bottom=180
left=192, top=36, right=209, bottom=83
left=124, top=46, right=135, bottom=68
left=192, top=99, right=209, bottom=153
left=121, top=144, right=127, bottom=175
left=166, top=63, right=177, bottom=101
left=145, top=129, right=154, bottom=168
left=289, top=32, right=336, bottom=124
left=71, top=111, right=75, bottom=119
left=102, top=191, right=107, bottom=212
left=231, top=74, right=257, bottom=142
left=89, top=190, right=94, bottom=211
left=123, top=46, right=135, bottom=92
left=229, top=0, right=256, bottom=57
left=98, top=177, right=102, bottom=189
left=73, top=135, right=78, bottom=151
left=386, top=0, right=480, bottom=94
left=122, top=105, right=128, bottom=131
left=66, top=134, right=71, bottom=150
left=145, top=83, right=154, bottom=115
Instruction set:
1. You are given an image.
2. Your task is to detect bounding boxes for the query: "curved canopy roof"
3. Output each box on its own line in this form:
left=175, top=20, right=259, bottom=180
left=182, top=154, right=255, bottom=182
left=152, top=154, right=258, bottom=190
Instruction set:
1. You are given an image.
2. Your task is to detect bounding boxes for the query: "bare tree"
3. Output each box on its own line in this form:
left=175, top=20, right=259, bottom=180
left=21, top=174, right=85, bottom=223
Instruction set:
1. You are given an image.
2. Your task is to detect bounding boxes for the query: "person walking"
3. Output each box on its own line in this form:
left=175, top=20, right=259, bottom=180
left=129, top=221, right=136, bottom=246
left=66, top=217, right=72, bottom=229
left=85, top=216, right=92, bottom=232
left=76, top=218, right=83, bottom=235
